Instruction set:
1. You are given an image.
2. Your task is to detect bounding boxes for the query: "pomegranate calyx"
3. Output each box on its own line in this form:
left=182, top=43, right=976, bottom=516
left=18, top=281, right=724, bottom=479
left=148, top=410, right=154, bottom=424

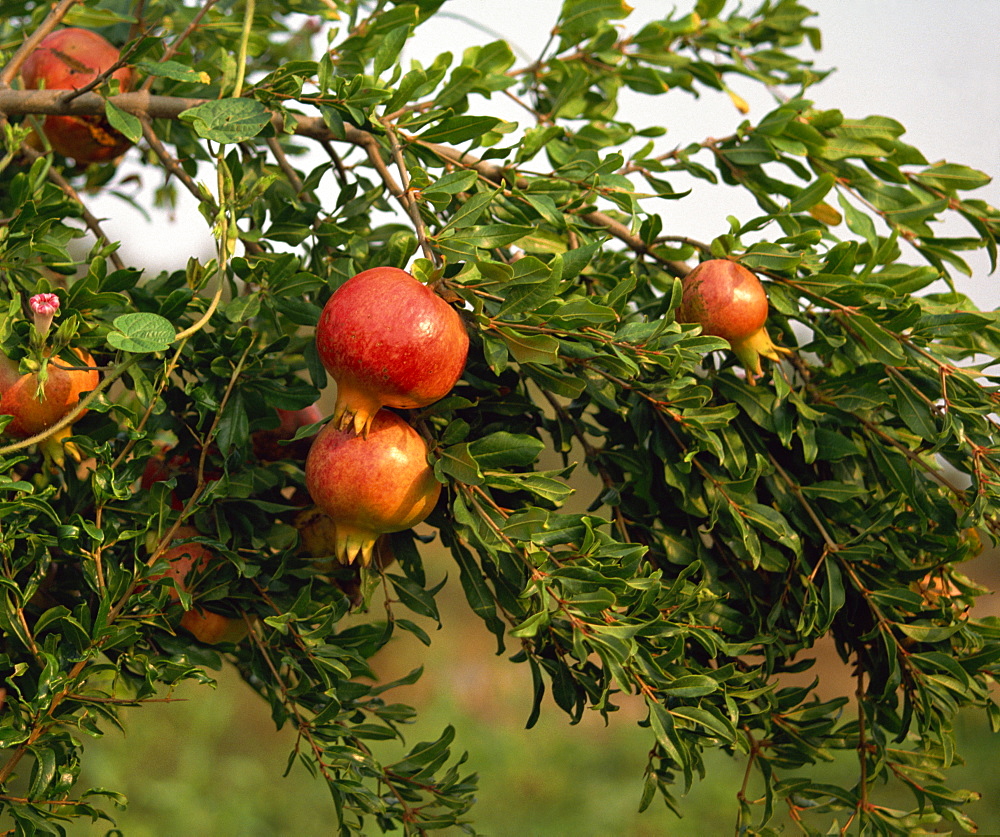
left=730, top=326, right=791, bottom=384
left=330, top=521, right=379, bottom=566
left=332, top=378, right=383, bottom=437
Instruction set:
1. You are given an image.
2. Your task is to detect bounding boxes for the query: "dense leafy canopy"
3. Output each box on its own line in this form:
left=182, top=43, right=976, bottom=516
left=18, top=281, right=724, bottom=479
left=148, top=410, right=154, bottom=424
left=1, top=1, right=999, bottom=834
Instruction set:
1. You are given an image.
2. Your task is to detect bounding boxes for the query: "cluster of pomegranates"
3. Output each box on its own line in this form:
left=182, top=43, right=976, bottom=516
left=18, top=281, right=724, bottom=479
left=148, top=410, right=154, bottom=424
left=144, top=267, right=467, bottom=642
left=305, top=266, right=469, bottom=565
left=20, top=27, right=134, bottom=164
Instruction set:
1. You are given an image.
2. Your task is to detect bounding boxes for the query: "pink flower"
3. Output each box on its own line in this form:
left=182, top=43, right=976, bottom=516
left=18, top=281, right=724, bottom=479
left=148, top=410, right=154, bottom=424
left=30, top=293, right=60, bottom=337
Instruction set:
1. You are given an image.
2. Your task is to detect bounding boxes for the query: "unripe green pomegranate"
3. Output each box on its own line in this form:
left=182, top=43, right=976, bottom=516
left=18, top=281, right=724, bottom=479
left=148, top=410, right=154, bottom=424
left=304, top=409, right=441, bottom=565
left=315, top=267, right=468, bottom=436
left=677, top=259, right=788, bottom=383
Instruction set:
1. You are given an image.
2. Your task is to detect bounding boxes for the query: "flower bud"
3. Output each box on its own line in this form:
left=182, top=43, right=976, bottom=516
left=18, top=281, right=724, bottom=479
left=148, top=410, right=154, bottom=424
left=30, top=293, right=60, bottom=337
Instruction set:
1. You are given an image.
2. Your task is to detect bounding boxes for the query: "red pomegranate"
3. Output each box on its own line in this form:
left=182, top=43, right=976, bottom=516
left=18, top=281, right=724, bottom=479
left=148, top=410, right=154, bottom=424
left=677, top=259, right=788, bottom=383
left=251, top=403, right=323, bottom=461
left=180, top=608, right=252, bottom=645
left=304, top=409, right=441, bottom=565
left=148, top=528, right=251, bottom=644
left=154, top=527, right=214, bottom=601
left=0, top=347, right=99, bottom=437
left=21, top=27, right=135, bottom=164
left=315, top=267, right=468, bottom=436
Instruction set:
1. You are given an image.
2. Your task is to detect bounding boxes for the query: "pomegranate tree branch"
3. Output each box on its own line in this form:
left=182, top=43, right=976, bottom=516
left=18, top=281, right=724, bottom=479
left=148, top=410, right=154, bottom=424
left=140, top=116, right=209, bottom=206
left=0, top=88, right=691, bottom=273
left=381, top=117, right=437, bottom=264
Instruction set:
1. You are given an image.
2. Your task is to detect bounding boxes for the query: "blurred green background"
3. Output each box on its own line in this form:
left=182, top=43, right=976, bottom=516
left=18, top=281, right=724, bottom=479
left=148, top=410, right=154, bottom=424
left=63, top=546, right=1000, bottom=837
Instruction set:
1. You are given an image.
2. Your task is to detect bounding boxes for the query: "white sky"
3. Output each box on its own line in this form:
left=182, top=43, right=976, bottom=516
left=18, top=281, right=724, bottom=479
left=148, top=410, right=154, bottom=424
left=88, top=1, right=999, bottom=306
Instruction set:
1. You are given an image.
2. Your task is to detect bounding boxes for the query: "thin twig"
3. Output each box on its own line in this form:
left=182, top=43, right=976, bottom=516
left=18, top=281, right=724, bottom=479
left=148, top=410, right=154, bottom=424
left=0, top=88, right=692, bottom=273
left=59, top=33, right=150, bottom=103
left=140, top=117, right=209, bottom=206
left=266, top=136, right=305, bottom=195
left=47, top=163, right=126, bottom=271
left=381, top=117, right=436, bottom=263
left=140, top=0, right=221, bottom=92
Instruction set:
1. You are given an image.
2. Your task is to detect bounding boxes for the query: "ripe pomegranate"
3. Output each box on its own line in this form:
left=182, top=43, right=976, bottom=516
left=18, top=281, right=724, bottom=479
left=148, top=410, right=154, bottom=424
left=180, top=608, right=252, bottom=645
left=296, top=509, right=397, bottom=606
left=147, top=528, right=251, bottom=644
left=154, top=527, right=214, bottom=601
left=677, top=259, right=789, bottom=383
left=0, top=347, right=99, bottom=437
left=252, top=403, right=323, bottom=461
left=21, top=27, right=135, bottom=164
left=304, top=409, right=441, bottom=565
left=315, top=267, right=468, bottom=436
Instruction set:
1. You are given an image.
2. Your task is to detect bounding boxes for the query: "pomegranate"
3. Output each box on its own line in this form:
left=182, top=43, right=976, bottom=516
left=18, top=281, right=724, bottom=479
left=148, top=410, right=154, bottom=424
left=154, top=527, right=214, bottom=601
left=180, top=608, right=252, bottom=645
left=147, top=528, right=251, bottom=644
left=21, top=27, right=135, bottom=164
left=296, top=509, right=397, bottom=605
left=315, top=267, right=468, bottom=436
left=677, top=259, right=789, bottom=383
left=304, top=409, right=441, bottom=565
left=252, top=403, right=323, bottom=461
left=0, top=347, right=99, bottom=438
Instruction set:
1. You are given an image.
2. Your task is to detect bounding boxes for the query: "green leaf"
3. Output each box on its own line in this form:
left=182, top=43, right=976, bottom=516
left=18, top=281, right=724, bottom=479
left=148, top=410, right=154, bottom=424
left=911, top=163, right=992, bottom=193
left=216, top=390, right=249, bottom=455
left=451, top=537, right=506, bottom=650
left=179, top=99, right=271, bottom=143
left=468, top=433, right=545, bottom=468
left=889, top=375, right=937, bottom=440
left=436, top=443, right=484, bottom=485
left=661, top=675, right=719, bottom=697
left=63, top=6, right=136, bottom=25
left=788, top=173, right=836, bottom=214
left=670, top=705, right=738, bottom=742
left=838, top=193, right=878, bottom=245
left=497, top=257, right=561, bottom=317
left=454, top=224, right=533, bottom=249
left=136, top=60, right=210, bottom=84
left=849, top=313, right=906, bottom=363
left=104, top=100, right=142, bottom=144
left=431, top=170, right=480, bottom=194
left=740, top=243, right=802, bottom=273
left=418, top=116, right=503, bottom=144
left=510, top=609, right=551, bottom=638
left=497, top=328, right=560, bottom=364
left=373, top=23, right=412, bottom=79
left=646, top=699, right=685, bottom=764
left=799, top=481, right=868, bottom=500
left=896, top=623, right=962, bottom=644
left=438, top=190, right=497, bottom=232
left=557, top=0, right=634, bottom=46
left=386, top=573, right=441, bottom=622
left=107, top=313, right=174, bottom=353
